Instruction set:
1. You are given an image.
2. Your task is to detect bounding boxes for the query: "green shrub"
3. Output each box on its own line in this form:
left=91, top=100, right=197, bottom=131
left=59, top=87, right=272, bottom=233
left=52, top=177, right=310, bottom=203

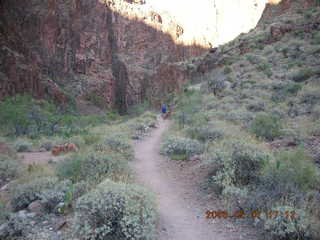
left=176, top=111, right=209, bottom=130
left=0, top=154, right=20, bottom=183
left=133, top=111, right=158, bottom=132
left=271, top=149, right=319, bottom=191
left=56, top=152, right=128, bottom=183
left=1, top=211, right=29, bottom=238
left=96, top=134, right=133, bottom=160
left=290, top=68, right=315, bottom=82
left=82, top=133, right=101, bottom=145
left=53, top=181, right=90, bottom=215
left=13, top=140, right=33, bottom=152
left=39, top=141, right=53, bottom=151
left=209, top=140, right=271, bottom=191
left=224, top=110, right=255, bottom=124
left=127, top=101, right=151, bottom=116
left=129, top=122, right=150, bottom=138
left=223, top=66, right=232, bottom=74
left=246, top=54, right=260, bottom=64
left=56, top=115, right=89, bottom=138
left=312, top=105, right=320, bottom=120
left=10, top=177, right=58, bottom=211
left=312, top=31, right=320, bottom=44
left=0, top=203, right=9, bottom=225
left=140, top=116, right=158, bottom=129
left=128, top=116, right=157, bottom=138
left=246, top=101, right=265, bottom=112
left=71, top=181, right=90, bottom=202
left=106, top=111, right=122, bottom=121
left=68, top=135, right=86, bottom=148
left=207, top=78, right=227, bottom=96
left=0, top=95, right=35, bottom=136
left=85, top=92, right=105, bottom=108
left=255, top=206, right=310, bottom=240
left=160, top=136, right=204, bottom=159
left=39, top=180, right=72, bottom=213
left=251, top=149, right=319, bottom=213
left=257, top=62, right=273, bottom=77
left=73, top=115, right=108, bottom=128
left=300, top=87, right=320, bottom=105
left=280, top=82, right=303, bottom=96
left=0, top=95, right=60, bottom=137
left=73, top=180, right=157, bottom=240
left=10, top=178, right=85, bottom=214
left=38, top=136, right=65, bottom=150
left=250, top=113, right=282, bottom=140
left=141, top=111, right=157, bottom=121
left=174, top=90, right=203, bottom=128
left=310, top=120, right=320, bottom=136
left=186, top=125, right=224, bottom=142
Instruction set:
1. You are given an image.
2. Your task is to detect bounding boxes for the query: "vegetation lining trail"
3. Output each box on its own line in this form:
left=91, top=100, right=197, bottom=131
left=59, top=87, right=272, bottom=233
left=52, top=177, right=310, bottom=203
left=132, top=117, right=258, bottom=240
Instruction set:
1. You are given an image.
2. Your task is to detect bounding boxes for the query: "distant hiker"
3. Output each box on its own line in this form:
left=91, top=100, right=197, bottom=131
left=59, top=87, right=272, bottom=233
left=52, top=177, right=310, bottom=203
left=162, top=104, right=167, bottom=114
left=161, top=104, right=167, bottom=119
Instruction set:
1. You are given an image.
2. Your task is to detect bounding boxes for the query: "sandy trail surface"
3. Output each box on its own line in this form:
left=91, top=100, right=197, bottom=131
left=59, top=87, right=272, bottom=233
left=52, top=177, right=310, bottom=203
left=132, top=118, right=261, bottom=240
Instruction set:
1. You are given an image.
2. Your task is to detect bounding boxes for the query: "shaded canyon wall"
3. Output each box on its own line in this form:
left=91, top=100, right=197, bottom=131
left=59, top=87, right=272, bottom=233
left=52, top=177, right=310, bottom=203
left=0, top=0, right=279, bottom=112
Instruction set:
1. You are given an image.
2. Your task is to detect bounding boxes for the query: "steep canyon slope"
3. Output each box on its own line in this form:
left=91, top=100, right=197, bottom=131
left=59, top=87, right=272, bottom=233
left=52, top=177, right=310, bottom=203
left=1, top=0, right=276, bottom=112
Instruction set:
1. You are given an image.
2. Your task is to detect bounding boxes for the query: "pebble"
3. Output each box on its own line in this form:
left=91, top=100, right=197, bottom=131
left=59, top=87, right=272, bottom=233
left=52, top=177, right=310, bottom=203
left=39, top=148, right=47, bottom=152
left=18, top=210, right=28, bottom=219
left=27, top=212, right=37, bottom=218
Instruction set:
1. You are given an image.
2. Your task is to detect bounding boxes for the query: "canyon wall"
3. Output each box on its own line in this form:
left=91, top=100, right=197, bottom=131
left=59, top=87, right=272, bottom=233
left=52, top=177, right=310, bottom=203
left=1, top=0, right=206, bottom=113
left=0, top=0, right=273, bottom=112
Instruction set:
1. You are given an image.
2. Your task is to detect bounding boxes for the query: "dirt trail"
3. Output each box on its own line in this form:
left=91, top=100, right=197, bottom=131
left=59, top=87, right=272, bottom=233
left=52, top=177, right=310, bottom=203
left=132, top=118, right=261, bottom=240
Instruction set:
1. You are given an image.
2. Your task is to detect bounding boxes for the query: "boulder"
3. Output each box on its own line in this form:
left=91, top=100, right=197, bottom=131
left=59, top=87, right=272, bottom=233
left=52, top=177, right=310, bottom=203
left=0, top=223, right=9, bottom=239
left=28, top=201, right=45, bottom=215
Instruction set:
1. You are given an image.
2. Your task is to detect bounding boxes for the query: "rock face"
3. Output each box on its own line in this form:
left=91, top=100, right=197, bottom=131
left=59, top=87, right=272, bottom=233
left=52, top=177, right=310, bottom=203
left=260, top=0, right=317, bottom=23
left=0, top=0, right=208, bottom=113
left=1, top=0, right=298, bottom=112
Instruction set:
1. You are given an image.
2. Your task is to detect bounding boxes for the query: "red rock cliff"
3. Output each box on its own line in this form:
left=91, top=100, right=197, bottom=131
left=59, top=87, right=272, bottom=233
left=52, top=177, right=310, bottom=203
left=0, top=0, right=207, bottom=113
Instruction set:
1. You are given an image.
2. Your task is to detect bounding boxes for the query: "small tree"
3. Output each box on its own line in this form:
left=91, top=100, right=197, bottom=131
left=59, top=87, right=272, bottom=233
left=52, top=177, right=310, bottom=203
left=250, top=113, right=282, bottom=141
left=0, top=95, right=33, bottom=135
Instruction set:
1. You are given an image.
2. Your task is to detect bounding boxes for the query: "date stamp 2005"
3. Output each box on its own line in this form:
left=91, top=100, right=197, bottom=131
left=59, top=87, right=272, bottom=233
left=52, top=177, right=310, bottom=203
left=205, top=210, right=297, bottom=220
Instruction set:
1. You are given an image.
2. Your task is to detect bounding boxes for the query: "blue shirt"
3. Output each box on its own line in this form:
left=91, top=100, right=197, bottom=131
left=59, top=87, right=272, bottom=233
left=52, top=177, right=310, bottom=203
left=162, top=104, right=167, bottom=114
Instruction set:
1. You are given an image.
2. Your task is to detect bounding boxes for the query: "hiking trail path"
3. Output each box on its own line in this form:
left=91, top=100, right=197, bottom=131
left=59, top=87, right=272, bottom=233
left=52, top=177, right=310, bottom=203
left=132, top=117, right=261, bottom=240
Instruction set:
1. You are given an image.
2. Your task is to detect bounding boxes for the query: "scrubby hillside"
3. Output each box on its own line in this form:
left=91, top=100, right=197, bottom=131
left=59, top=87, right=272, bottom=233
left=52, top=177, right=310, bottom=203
left=0, top=98, right=159, bottom=239
left=165, top=4, right=320, bottom=240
